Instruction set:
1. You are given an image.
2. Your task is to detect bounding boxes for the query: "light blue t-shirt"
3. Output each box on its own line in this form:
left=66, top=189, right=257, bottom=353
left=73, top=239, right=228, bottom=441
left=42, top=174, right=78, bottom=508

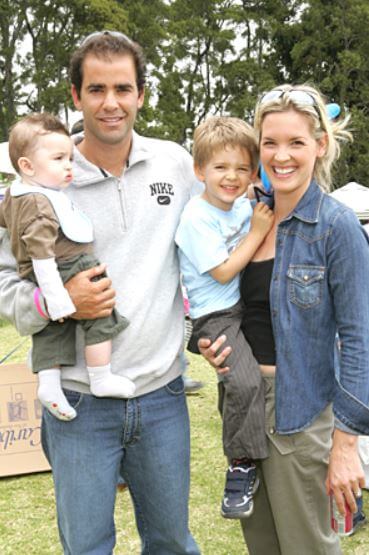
left=175, top=195, right=252, bottom=318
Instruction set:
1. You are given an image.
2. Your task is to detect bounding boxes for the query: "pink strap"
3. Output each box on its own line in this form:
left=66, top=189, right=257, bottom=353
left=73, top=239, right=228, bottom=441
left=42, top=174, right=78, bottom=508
left=33, top=287, right=49, bottom=319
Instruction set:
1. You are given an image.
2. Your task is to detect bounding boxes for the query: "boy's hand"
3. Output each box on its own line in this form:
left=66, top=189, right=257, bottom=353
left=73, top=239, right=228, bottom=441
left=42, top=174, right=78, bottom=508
left=249, top=202, right=274, bottom=238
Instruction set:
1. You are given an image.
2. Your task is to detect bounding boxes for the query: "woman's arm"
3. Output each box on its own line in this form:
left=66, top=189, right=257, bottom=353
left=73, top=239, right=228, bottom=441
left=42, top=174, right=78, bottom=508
left=327, top=209, right=369, bottom=433
left=326, top=208, right=369, bottom=513
left=326, top=429, right=365, bottom=515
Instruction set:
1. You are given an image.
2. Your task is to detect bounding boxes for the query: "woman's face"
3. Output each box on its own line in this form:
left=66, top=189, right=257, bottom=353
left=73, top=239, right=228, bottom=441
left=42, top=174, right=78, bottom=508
left=259, top=109, right=326, bottom=201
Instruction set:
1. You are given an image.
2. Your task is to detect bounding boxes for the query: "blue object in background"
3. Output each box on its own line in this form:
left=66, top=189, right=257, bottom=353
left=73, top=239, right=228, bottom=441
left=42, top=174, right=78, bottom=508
left=326, top=103, right=341, bottom=120
left=259, top=164, right=271, bottom=193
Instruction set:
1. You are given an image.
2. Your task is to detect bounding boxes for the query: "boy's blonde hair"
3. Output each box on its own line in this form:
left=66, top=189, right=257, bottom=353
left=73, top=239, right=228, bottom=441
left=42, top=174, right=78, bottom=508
left=254, top=83, right=352, bottom=192
left=193, top=116, right=259, bottom=170
left=9, top=112, right=69, bottom=172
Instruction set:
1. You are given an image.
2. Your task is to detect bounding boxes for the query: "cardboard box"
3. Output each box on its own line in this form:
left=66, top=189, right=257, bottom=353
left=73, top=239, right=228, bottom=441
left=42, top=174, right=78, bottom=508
left=0, top=362, right=50, bottom=477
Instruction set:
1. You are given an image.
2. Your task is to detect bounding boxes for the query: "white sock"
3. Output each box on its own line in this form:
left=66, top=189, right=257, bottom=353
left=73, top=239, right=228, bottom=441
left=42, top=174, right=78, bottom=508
left=87, top=364, right=136, bottom=398
left=38, top=369, right=77, bottom=421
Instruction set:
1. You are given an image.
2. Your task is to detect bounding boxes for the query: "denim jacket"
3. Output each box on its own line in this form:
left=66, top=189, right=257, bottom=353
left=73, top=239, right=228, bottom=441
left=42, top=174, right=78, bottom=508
left=271, top=180, right=369, bottom=434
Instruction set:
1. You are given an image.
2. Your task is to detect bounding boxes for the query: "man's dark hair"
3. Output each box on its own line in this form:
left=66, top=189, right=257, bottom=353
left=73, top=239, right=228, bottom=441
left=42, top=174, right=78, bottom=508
left=70, top=31, right=146, bottom=98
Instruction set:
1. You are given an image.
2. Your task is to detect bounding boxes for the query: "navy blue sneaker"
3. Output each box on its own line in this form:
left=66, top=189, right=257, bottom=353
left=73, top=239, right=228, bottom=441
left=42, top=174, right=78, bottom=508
left=221, top=460, right=259, bottom=519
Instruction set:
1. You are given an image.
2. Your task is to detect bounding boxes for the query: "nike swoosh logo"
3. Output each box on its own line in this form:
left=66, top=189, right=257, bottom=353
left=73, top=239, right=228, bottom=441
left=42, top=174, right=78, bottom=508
left=157, top=195, right=171, bottom=205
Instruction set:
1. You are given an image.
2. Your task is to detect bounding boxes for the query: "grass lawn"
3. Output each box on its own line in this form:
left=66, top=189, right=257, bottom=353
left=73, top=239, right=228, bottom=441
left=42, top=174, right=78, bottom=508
left=1, top=320, right=368, bottom=554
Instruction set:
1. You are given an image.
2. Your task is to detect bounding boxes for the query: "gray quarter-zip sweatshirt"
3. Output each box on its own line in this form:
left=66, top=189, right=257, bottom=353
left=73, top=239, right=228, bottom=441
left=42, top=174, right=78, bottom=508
left=0, top=131, right=200, bottom=396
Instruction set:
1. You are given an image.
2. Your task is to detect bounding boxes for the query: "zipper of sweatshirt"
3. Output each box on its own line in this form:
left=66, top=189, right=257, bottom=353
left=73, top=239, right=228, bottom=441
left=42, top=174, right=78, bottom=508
left=116, top=177, right=128, bottom=231
left=100, top=167, right=127, bottom=232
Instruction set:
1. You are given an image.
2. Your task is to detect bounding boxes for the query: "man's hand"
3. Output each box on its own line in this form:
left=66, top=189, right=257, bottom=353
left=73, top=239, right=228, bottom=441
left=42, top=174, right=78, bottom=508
left=326, top=429, right=365, bottom=515
left=65, top=264, right=116, bottom=320
left=198, top=335, right=231, bottom=375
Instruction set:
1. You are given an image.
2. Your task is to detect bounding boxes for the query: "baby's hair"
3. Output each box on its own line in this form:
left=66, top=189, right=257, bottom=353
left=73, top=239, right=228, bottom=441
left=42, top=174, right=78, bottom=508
left=254, top=83, right=352, bottom=191
left=193, top=116, right=259, bottom=171
left=9, top=112, right=69, bottom=172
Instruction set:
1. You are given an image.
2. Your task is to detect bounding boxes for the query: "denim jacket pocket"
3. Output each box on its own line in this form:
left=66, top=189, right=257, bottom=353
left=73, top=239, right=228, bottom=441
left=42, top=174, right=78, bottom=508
left=287, top=265, right=325, bottom=309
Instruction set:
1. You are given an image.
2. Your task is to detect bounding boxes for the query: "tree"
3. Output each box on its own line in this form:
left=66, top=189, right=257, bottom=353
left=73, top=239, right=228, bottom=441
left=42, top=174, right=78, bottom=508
left=0, top=0, right=26, bottom=140
left=147, top=0, right=237, bottom=144
left=0, top=0, right=130, bottom=138
left=1, top=0, right=369, bottom=189
left=274, top=0, right=369, bottom=187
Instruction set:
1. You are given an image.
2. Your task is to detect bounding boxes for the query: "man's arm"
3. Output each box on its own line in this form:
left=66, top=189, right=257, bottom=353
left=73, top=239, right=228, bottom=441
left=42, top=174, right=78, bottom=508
left=0, top=228, right=48, bottom=336
left=0, top=228, right=116, bottom=332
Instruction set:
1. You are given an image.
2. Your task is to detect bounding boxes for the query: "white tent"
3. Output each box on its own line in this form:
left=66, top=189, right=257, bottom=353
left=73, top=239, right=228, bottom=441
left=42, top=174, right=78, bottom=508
left=0, top=141, right=16, bottom=175
left=330, top=182, right=369, bottom=220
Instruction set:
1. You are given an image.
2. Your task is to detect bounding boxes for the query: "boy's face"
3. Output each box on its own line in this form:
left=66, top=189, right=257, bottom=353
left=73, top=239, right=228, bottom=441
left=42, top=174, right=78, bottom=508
left=21, top=132, right=73, bottom=189
left=195, top=145, right=256, bottom=211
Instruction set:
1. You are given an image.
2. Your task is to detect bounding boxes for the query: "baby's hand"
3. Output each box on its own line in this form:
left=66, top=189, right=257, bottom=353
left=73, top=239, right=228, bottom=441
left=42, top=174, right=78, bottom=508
left=250, top=202, right=274, bottom=237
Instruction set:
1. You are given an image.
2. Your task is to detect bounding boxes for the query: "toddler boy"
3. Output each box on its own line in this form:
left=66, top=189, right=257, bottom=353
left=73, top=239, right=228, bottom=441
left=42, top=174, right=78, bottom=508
left=175, top=116, right=273, bottom=518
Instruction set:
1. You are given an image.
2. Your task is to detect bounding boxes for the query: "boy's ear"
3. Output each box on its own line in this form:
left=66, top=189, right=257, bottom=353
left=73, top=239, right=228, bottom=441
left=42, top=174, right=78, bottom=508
left=18, top=157, right=35, bottom=176
left=250, top=168, right=258, bottom=182
left=194, top=164, right=205, bottom=182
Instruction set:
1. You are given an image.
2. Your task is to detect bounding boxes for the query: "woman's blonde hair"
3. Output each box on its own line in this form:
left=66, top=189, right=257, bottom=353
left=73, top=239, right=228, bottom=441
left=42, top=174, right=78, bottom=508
left=254, top=83, right=352, bottom=191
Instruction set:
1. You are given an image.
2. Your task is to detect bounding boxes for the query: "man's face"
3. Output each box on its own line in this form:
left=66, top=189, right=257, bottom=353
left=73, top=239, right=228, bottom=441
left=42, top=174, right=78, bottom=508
left=71, top=53, right=144, bottom=147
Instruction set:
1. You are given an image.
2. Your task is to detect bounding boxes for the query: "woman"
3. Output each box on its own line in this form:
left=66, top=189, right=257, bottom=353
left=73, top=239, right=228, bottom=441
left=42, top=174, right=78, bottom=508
left=199, top=84, right=369, bottom=554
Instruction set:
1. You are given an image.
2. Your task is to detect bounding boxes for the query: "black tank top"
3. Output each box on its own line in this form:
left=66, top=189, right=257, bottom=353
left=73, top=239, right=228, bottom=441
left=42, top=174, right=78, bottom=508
left=240, top=258, right=276, bottom=365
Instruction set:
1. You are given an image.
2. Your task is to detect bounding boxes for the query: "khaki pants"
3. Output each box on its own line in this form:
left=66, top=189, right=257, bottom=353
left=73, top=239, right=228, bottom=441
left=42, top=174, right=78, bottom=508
left=241, top=376, right=342, bottom=555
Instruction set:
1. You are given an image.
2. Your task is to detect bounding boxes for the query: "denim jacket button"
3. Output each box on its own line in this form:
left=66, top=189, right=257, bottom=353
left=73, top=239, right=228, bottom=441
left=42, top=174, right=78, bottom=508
left=303, top=274, right=309, bottom=281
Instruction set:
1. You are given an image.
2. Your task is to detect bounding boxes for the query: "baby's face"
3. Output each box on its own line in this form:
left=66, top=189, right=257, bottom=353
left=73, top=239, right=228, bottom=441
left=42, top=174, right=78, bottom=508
left=27, top=132, right=73, bottom=190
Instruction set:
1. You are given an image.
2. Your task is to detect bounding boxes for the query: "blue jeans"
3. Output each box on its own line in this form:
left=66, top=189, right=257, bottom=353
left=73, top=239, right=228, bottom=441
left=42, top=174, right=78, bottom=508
left=41, top=376, right=200, bottom=555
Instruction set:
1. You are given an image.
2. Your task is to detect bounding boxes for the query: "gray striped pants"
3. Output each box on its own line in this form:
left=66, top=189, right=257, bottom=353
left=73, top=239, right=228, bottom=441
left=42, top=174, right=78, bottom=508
left=190, top=300, right=268, bottom=460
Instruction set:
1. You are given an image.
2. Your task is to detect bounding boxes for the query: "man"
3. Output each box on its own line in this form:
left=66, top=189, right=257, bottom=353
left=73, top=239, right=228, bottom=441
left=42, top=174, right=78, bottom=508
left=0, top=32, right=200, bottom=554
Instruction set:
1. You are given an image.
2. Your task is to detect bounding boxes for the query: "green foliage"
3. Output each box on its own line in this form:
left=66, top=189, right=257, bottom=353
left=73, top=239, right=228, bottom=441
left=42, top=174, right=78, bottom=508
left=0, top=0, right=129, bottom=138
left=275, top=0, right=369, bottom=186
left=1, top=0, right=369, bottom=185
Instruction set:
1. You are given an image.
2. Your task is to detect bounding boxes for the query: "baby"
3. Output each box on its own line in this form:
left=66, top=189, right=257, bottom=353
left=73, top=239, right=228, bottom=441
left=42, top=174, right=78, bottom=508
left=0, top=112, right=135, bottom=420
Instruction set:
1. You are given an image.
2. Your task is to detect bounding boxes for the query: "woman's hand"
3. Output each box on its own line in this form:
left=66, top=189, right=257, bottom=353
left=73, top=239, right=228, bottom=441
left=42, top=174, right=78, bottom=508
left=64, top=264, right=116, bottom=319
left=326, top=429, right=365, bottom=515
left=198, top=335, right=231, bottom=375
